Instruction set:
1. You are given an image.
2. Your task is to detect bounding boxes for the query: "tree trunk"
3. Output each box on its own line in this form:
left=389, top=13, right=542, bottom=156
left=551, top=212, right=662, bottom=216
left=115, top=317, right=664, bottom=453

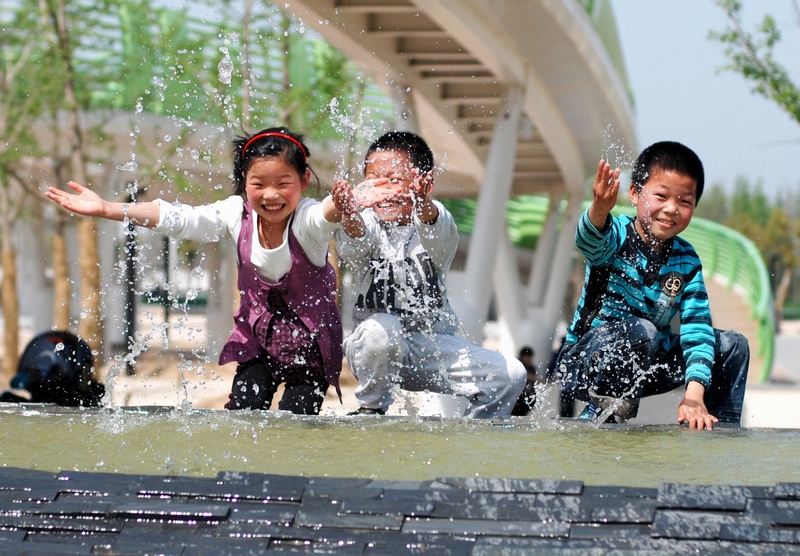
left=1, top=234, right=19, bottom=382
left=49, top=0, right=104, bottom=363
left=775, top=267, right=792, bottom=326
left=51, top=214, right=71, bottom=330
left=241, top=0, right=253, bottom=128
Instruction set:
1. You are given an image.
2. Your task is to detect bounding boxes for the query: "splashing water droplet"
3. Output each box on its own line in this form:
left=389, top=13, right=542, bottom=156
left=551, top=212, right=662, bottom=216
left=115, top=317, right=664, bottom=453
left=218, top=47, right=233, bottom=85
left=116, top=161, right=138, bottom=172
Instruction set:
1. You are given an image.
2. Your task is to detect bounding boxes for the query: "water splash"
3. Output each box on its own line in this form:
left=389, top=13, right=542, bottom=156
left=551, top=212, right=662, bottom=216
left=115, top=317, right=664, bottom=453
left=217, top=46, right=233, bottom=85
left=602, top=124, right=634, bottom=171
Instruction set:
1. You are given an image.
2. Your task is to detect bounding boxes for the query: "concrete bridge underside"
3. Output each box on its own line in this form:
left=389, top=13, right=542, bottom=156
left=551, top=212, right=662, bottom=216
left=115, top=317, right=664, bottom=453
left=279, top=0, right=636, bottom=360
left=15, top=0, right=637, bottom=377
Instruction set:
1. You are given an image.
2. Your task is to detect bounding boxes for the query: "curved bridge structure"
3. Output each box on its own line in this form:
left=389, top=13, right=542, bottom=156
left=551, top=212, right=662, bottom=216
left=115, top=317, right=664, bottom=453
left=278, top=0, right=636, bottom=360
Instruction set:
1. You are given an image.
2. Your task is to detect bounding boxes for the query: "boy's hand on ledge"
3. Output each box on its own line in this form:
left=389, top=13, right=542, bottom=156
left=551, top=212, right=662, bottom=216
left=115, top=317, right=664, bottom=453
left=677, top=381, right=719, bottom=430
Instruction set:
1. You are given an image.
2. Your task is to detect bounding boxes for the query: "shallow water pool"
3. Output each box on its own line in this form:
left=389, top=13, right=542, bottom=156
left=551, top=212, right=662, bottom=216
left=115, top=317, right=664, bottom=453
left=2, top=405, right=798, bottom=488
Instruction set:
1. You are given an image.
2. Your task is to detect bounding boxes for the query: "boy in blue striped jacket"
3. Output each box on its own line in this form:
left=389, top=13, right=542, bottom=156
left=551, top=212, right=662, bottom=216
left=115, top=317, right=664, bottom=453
left=556, top=141, right=749, bottom=429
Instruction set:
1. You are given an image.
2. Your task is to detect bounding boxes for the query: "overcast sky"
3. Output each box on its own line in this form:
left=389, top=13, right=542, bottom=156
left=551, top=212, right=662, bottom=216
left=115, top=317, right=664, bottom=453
left=610, top=0, right=800, bottom=195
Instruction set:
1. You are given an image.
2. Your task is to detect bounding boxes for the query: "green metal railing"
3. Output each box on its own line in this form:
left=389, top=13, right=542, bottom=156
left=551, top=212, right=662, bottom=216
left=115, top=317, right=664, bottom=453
left=678, top=217, right=776, bottom=382
left=442, top=197, right=776, bottom=382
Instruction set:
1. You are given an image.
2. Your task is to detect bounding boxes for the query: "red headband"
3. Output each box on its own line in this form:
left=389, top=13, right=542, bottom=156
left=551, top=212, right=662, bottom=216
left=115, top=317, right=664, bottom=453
left=242, top=131, right=308, bottom=160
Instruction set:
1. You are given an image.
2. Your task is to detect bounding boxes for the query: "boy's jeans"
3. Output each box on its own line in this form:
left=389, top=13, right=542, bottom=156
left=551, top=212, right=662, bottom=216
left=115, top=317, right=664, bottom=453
left=344, top=313, right=526, bottom=418
left=557, top=318, right=749, bottom=423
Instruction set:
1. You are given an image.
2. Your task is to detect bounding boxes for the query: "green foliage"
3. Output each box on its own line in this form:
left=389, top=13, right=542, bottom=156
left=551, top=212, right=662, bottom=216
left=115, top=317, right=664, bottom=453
left=0, top=0, right=65, bottom=166
left=695, top=182, right=731, bottom=222
left=730, top=176, right=771, bottom=227
left=710, top=0, right=800, bottom=125
left=1, top=0, right=395, bottom=204
left=699, top=175, right=798, bottom=293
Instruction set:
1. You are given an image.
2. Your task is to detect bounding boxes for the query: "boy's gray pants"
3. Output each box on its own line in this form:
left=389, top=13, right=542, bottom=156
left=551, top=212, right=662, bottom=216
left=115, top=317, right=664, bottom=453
left=344, top=313, right=526, bottom=418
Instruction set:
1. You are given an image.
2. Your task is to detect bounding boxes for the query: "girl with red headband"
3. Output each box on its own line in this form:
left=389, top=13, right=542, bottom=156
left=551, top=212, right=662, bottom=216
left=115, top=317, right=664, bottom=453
left=46, top=126, right=362, bottom=414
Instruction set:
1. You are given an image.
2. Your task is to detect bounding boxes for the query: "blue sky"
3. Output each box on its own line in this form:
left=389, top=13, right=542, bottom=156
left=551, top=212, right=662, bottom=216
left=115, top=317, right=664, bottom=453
left=611, top=0, right=800, bottom=196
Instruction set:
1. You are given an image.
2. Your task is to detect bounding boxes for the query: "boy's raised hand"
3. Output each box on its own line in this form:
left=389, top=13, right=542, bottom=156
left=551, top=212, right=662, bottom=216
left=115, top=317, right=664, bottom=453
left=408, top=169, right=433, bottom=203
left=587, top=159, right=620, bottom=231
left=350, top=177, right=392, bottom=208
left=45, top=181, right=107, bottom=217
left=409, top=169, right=438, bottom=224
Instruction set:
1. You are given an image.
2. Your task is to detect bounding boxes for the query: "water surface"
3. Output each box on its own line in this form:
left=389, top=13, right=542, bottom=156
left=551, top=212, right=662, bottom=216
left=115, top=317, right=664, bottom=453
left=3, top=406, right=798, bottom=487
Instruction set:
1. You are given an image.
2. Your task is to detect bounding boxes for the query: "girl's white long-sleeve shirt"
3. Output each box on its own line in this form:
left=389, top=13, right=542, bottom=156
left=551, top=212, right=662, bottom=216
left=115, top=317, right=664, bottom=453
left=154, top=196, right=339, bottom=283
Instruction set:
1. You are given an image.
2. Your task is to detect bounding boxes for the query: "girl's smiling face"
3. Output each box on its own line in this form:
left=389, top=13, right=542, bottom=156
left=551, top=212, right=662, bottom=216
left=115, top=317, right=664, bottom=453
left=629, top=167, right=697, bottom=250
left=244, top=157, right=309, bottom=232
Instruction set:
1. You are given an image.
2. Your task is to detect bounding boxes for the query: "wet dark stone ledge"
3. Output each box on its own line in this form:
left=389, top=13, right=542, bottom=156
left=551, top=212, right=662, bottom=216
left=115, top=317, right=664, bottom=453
left=1, top=464, right=800, bottom=554
left=0, top=404, right=792, bottom=553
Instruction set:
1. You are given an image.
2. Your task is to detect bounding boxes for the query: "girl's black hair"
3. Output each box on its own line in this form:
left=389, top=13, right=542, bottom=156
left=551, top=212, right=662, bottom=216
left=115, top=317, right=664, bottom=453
left=232, top=127, right=312, bottom=195
left=363, top=131, right=434, bottom=175
left=631, top=141, right=705, bottom=204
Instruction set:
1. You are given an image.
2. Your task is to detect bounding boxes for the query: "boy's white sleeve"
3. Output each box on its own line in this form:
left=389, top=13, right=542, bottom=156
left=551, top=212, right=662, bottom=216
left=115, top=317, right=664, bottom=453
left=154, top=196, right=242, bottom=244
left=415, top=200, right=459, bottom=269
left=335, top=211, right=378, bottom=270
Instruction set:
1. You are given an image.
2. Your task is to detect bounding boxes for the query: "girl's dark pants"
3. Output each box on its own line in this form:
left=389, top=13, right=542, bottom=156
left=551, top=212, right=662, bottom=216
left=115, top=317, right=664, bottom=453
left=225, top=356, right=328, bottom=415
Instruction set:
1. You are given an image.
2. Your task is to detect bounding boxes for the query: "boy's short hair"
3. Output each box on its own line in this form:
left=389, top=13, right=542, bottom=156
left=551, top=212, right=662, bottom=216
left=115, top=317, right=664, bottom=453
left=631, top=141, right=705, bottom=203
left=364, top=131, right=434, bottom=174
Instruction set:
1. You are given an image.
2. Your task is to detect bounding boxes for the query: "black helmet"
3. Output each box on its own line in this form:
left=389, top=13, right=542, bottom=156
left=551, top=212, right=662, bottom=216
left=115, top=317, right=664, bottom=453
left=11, top=331, right=104, bottom=407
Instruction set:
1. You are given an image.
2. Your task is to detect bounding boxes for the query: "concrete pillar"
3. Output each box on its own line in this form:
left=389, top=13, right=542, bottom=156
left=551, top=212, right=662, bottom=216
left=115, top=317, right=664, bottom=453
left=389, top=86, right=420, bottom=134
left=527, top=193, right=563, bottom=305
left=493, top=227, right=527, bottom=338
left=529, top=191, right=584, bottom=360
left=461, top=86, right=523, bottom=340
left=14, top=217, right=51, bottom=336
left=205, top=242, right=235, bottom=361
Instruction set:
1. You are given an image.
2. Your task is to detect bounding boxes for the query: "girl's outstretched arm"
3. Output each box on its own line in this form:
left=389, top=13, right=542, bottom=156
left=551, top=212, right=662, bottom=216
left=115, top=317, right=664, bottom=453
left=45, top=181, right=161, bottom=228
left=330, top=179, right=366, bottom=238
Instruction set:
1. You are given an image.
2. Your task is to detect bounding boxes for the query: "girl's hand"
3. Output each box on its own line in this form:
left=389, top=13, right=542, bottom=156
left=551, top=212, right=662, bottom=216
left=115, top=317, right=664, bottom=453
left=332, top=179, right=367, bottom=238
left=332, top=180, right=359, bottom=215
left=45, top=181, right=107, bottom=218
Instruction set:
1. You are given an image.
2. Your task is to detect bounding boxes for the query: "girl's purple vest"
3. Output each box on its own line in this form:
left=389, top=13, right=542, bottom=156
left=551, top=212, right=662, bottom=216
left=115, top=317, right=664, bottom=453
left=218, top=203, right=342, bottom=396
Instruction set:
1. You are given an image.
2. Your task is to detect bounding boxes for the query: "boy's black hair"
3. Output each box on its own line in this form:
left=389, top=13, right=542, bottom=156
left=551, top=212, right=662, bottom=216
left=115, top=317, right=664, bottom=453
left=232, top=126, right=311, bottom=195
left=631, top=141, right=705, bottom=203
left=364, top=131, right=434, bottom=175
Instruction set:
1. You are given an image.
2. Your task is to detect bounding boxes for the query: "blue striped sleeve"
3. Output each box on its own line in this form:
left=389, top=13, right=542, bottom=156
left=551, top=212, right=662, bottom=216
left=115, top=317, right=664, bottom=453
left=575, top=209, right=624, bottom=266
left=678, top=258, right=715, bottom=388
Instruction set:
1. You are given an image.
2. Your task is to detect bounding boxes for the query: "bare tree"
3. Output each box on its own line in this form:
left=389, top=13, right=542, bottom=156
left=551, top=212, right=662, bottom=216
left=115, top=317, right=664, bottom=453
left=710, top=0, right=800, bottom=316
left=0, top=2, right=53, bottom=379
left=42, top=0, right=104, bottom=363
left=711, top=0, right=800, bottom=126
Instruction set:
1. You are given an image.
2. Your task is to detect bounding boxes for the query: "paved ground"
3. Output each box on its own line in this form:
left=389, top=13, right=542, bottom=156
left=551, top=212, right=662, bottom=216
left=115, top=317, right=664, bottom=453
left=1, top=284, right=799, bottom=553
left=85, top=275, right=800, bottom=428
left=1, top=277, right=797, bottom=426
